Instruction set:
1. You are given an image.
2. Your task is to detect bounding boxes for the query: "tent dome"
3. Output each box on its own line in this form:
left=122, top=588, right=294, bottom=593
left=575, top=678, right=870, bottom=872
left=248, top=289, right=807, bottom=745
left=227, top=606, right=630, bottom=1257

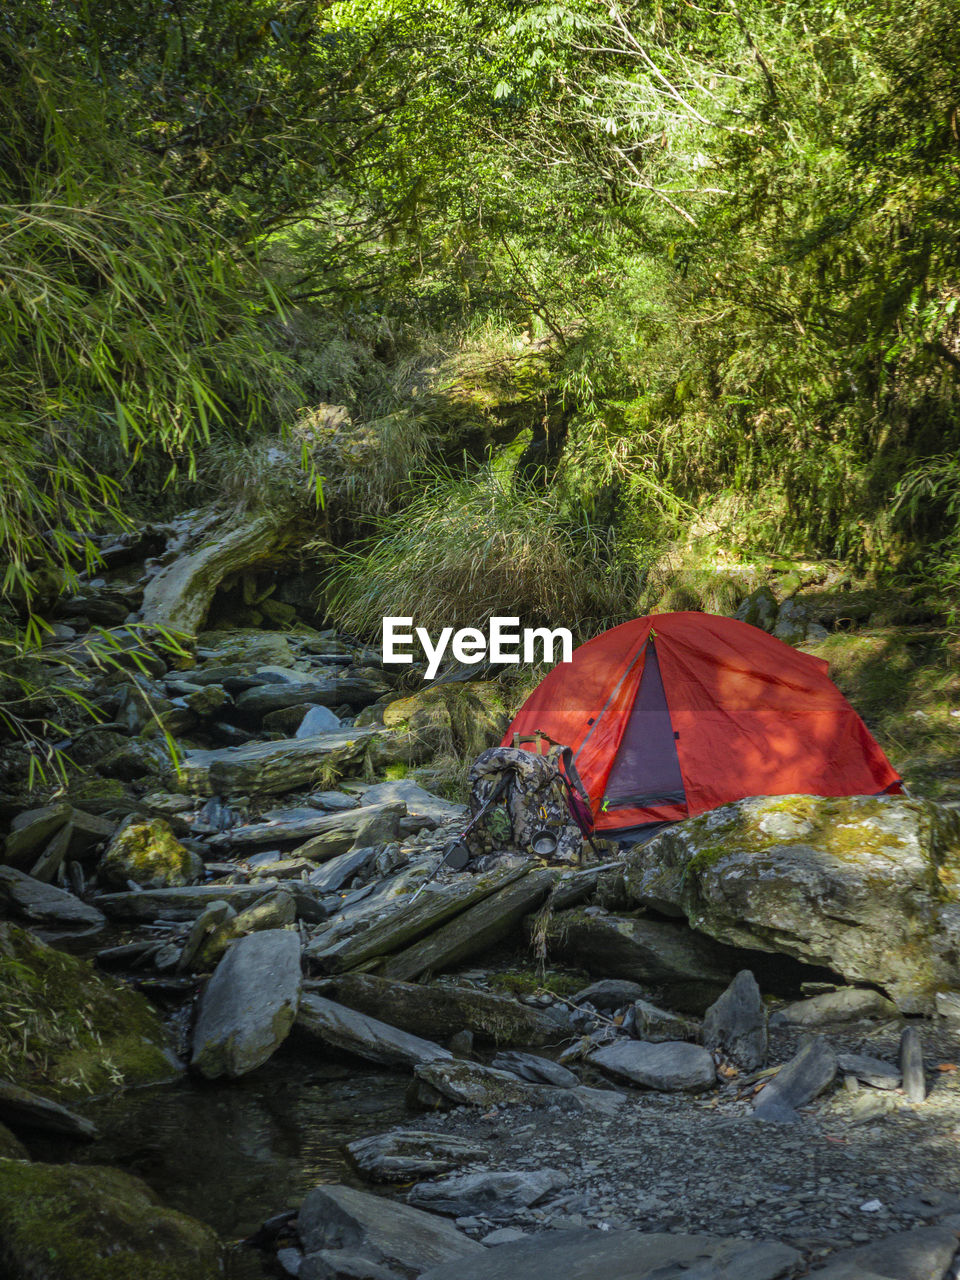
left=502, top=612, right=900, bottom=837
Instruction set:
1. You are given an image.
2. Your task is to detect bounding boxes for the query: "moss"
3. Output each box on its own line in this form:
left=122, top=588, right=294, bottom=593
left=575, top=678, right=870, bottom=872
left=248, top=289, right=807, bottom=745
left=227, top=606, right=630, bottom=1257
left=486, top=965, right=587, bottom=999
left=0, top=1160, right=220, bottom=1280
left=99, top=818, right=199, bottom=889
left=0, top=924, right=174, bottom=1100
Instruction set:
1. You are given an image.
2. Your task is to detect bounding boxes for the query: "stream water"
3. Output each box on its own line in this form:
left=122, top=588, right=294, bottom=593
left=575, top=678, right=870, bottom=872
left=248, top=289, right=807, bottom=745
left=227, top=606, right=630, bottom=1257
left=30, top=1049, right=412, bottom=1278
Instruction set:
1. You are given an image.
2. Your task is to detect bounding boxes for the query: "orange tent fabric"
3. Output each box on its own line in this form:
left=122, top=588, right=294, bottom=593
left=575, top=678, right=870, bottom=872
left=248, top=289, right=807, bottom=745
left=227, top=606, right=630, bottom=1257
left=502, top=611, right=901, bottom=836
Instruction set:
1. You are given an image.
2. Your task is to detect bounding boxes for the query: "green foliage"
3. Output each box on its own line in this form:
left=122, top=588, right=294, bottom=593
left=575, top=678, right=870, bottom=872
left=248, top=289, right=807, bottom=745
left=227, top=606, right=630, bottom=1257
left=330, top=465, right=641, bottom=639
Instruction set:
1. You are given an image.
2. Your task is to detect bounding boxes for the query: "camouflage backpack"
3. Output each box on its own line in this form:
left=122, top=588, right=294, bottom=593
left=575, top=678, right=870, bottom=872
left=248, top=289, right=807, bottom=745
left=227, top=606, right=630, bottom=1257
left=463, top=745, right=586, bottom=865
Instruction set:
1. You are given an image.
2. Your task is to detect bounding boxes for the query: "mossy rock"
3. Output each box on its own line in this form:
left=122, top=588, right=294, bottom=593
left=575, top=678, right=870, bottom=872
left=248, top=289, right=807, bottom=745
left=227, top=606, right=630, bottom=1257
left=0, top=1121, right=28, bottom=1160
left=0, top=1159, right=221, bottom=1279
left=0, top=923, right=176, bottom=1100
left=62, top=777, right=132, bottom=814
left=381, top=681, right=509, bottom=759
left=98, top=818, right=203, bottom=890
left=623, top=794, right=960, bottom=1012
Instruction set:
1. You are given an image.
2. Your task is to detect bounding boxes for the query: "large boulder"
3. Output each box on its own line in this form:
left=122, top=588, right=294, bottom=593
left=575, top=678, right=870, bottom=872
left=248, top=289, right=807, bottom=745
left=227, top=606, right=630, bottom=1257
left=623, top=794, right=960, bottom=1012
left=378, top=682, right=509, bottom=759
left=0, top=924, right=174, bottom=1099
left=0, top=1160, right=221, bottom=1280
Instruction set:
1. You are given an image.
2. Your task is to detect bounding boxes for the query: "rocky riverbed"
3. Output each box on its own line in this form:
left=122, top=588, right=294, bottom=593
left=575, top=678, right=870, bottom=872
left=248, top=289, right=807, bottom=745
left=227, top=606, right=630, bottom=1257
left=3, top=521, right=960, bottom=1279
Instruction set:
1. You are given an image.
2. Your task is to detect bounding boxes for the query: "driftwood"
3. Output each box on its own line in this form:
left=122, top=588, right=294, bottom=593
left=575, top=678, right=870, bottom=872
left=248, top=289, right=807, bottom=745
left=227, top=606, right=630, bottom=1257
left=141, top=510, right=296, bottom=636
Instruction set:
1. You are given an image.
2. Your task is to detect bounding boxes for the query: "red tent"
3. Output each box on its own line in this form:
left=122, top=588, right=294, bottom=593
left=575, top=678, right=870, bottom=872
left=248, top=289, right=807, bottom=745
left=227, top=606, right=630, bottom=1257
left=502, top=611, right=901, bottom=837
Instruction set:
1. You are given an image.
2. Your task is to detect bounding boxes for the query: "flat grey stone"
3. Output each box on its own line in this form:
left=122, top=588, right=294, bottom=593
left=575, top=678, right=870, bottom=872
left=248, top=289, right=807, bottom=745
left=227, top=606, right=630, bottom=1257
left=300, top=1251, right=403, bottom=1280
left=418, top=1229, right=801, bottom=1280
left=346, top=1130, right=489, bottom=1182
left=702, top=969, right=767, bottom=1069
left=308, top=847, right=377, bottom=894
left=191, top=928, right=302, bottom=1079
left=408, top=1169, right=566, bottom=1219
left=0, top=1079, right=97, bottom=1140
left=754, top=1036, right=837, bottom=1115
left=296, top=993, right=452, bottom=1069
left=297, top=1184, right=484, bottom=1274
left=490, top=1051, right=579, bottom=1089
left=589, top=1040, right=716, bottom=1092
left=836, top=1052, right=901, bottom=1090
left=360, top=779, right=466, bottom=824
left=94, top=882, right=280, bottom=921
left=899, top=1026, right=926, bottom=1102
left=809, top=1224, right=959, bottom=1278
left=0, top=866, right=105, bottom=928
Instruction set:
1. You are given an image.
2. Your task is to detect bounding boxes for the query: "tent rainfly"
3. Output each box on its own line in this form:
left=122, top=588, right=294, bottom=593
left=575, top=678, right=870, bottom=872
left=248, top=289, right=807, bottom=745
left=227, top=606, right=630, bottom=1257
left=502, top=611, right=901, bottom=839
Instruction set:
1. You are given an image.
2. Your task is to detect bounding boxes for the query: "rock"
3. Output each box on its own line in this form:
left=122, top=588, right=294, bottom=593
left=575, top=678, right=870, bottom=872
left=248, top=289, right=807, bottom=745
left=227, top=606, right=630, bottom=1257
left=409, top=1059, right=545, bottom=1110
left=345, top=805, right=404, bottom=852
left=809, top=1225, right=960, bottom=1278
left=408, top=1169, right=566, bottom=1219
left=934, top=990, right=960, bottom=1021
left=380, top=867, right=557, bottom=983
left=570, top=979, right=649, bottom=1010
left=360, top=780, right=466, bottom=825
left=208, top=802, right=404, bottom=853
left=624, top=794, right=960, bottom=1012
left=836, top=1052, right=901, bottom=1090
left=296, top=1184, right=484, bottom=1275
left=490, top=1051, right=578, bottom=1088
left=345, top=1130, right=489, bottom=1182
left=309, top=974, right=567, bottom=1046
left=177, top=900, right=236, bottom=971
left=29, top=821, right=74, bottom=883
left=418, top=1229, right=801, bottom=1280
left=172, top=730, right=380, bottom=797
left=3, top=803, right=72, bottom=866
left=589, top=1040, right=716, bottom=1092
left=772, top=597, right=810, bottom=645
left=753, top=1035, right=837, bottom=1119
left=735, top=584, right=779, bottom=632
left=307, top=863, right=531, bottom=974
left=194, top=888, right=297, bottom=968
left=0, top=866, right=105, bottom=928
left=0, top=1080, right=97, bottom=1140
left=98, top=817, right=203, bottom=889
left=308, top=847, right=378, bottom=894
left=234, top=676, right=388, bottom=720
left=93, top=882, right=281, bottom=921
left=0, top=1120, right=28, bottom=1159
left=191, top=928, right=302, bottom=1079
left=899, top=1026, right=926, bottom=1102
left=311, top=791, right=359, bottom=812
left=632, top=999, right=700, bottom=1043
left=539, top=909, right=748, bottom=1013
left=299, top=1251, right=403, bottom=1279
left=0, top=1159, right=221, bottom=1279
left=297, top=705, right=343, bottom=736
left=185, top=684, right=230, bottom=717
left=702, top=969, right=767, bottom=1069
left=770, top=988, right=900, bottom=1026
left=0, top=923, right=174, bottom=1098
left=296, top=993, right=452, bottom=1069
